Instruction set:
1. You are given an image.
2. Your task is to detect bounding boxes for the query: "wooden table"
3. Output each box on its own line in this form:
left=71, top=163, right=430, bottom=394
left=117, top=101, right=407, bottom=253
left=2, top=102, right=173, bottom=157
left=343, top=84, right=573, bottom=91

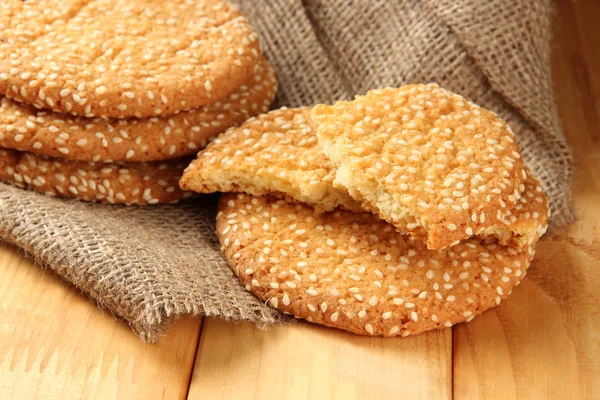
left=1, top=1, right=598, bottom=398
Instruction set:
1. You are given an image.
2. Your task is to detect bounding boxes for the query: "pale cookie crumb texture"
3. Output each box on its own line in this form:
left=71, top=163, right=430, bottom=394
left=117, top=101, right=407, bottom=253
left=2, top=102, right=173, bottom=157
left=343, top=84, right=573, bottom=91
left=217, top=193, right=537, bottom=337
left=0, top=59, right=277, bottom=162
left=180, top=107, right=361, bottom=212
left=0, top=0, right=261, bottom=118
left=312, top=84, right=528, bottom=250
left=0, top=148, right=192, bottom=205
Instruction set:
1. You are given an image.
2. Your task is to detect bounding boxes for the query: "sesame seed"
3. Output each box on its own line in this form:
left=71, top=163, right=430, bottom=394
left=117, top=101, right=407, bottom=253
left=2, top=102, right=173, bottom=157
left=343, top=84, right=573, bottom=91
left=368, top=296, right=378, bottom=306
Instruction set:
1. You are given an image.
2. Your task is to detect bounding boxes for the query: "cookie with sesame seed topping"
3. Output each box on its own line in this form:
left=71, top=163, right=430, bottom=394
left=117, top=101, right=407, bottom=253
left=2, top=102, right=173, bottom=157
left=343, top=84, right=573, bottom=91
left=180, top=107, right=361, bottom=212
left=312, top=84, right=528, bottom=250
left=0, top=148, right=193, bottom=205
left=0, top=0, right=262, bottom=118
left=217, top=193, right=538, bottom=337
left=0, top=58, right=276, bottom=162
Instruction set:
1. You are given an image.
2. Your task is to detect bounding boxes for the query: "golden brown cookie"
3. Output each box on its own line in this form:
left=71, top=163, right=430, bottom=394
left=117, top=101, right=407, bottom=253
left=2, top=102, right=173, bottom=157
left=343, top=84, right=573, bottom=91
left=312, top=84, right=527, bottom=250
left=0, top=148, right=192, bottom=205
left=0, top=58, right=276, bottom=162
left=217, top=193, right=537, bottom=337
left=180, top=107, right=361, bottom=212
left=0, top=0, right=261, bottom=118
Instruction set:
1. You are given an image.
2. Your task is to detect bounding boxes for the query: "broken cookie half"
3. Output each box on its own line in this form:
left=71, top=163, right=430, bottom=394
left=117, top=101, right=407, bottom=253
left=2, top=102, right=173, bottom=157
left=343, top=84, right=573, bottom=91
left=180, top=107, right=361, bottom=212
left=311, top=84, right=544, bottom=250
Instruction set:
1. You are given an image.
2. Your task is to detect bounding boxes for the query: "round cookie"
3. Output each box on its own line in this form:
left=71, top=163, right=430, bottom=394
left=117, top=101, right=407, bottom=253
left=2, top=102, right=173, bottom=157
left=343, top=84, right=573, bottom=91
left=217, top=193, right=537, bottom=337
left=0, top=58, right=276, bottom=162
left=0, top=148, right=192, bottom=205
left=312, top=84, right=527, bottom=250
left=180, top=107, right=361, bottom=212
left=0, top=0, right=261, bottom=118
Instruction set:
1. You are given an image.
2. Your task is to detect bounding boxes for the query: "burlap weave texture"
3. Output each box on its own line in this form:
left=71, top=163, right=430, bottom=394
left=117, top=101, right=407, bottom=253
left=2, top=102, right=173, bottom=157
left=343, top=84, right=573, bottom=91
left=0, top=0, right=571, bottom=342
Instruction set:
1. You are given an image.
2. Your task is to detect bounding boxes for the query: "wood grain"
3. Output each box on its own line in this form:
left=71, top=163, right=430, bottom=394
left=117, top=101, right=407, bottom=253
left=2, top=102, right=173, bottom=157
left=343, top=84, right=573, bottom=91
left=0, top=245, right=202, bottom=400
left=188, top=318, right=451, bottom=400
left=453, top=1, right=600, bottom=399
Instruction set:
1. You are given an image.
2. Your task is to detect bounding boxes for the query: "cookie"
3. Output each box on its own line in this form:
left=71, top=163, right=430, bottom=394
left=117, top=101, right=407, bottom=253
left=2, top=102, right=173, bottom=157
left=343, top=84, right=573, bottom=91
left=0, top=58, right=276, bottom=162
left=180, top=107, right=361, bottom=212
left=0, top=0, right=261, bottom=118
left=312, top=84, right=527, bottom=250
left=217, top=193, right=537, bottom=337
left=0, top=148, right=192, bottom=205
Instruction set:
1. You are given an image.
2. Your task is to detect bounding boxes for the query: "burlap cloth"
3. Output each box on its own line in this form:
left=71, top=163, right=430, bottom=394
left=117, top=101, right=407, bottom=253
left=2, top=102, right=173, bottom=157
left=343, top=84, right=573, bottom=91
left=0, top=0, right=572, bottom=343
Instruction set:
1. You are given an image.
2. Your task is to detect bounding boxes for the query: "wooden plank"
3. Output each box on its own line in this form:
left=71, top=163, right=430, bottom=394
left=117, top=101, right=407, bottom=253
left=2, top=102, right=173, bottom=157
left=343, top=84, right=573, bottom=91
left=0, top=245, right=202, bottom=400
left=188, top=318, right=451, bottom=400
left=453, top=1, right=600, bottom=398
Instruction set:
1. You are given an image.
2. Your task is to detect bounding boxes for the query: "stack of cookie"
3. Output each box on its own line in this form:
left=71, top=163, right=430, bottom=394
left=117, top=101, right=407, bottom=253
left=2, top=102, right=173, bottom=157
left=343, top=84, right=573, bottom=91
left=0, top=0, right=276, bottom=205
left=180, top=84, right=550, bottom=337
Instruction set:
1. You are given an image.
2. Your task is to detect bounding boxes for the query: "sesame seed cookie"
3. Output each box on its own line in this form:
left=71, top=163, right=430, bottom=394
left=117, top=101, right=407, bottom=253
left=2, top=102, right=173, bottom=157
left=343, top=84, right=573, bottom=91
left=0, top=0, right=261, bottom=118
left=312, top=84, right=527, bottom=250
left=0, top=148, right=192, bottom=205
left=0, top=58, right=276, bottom=162
left=180, top=107, right=361, bottom=212
left=217, top=193, right=537, bottom=337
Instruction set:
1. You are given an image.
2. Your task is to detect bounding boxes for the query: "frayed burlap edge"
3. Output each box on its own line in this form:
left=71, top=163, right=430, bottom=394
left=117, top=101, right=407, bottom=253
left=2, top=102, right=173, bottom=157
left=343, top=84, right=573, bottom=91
left=0, top=185, right=293, bottom=343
